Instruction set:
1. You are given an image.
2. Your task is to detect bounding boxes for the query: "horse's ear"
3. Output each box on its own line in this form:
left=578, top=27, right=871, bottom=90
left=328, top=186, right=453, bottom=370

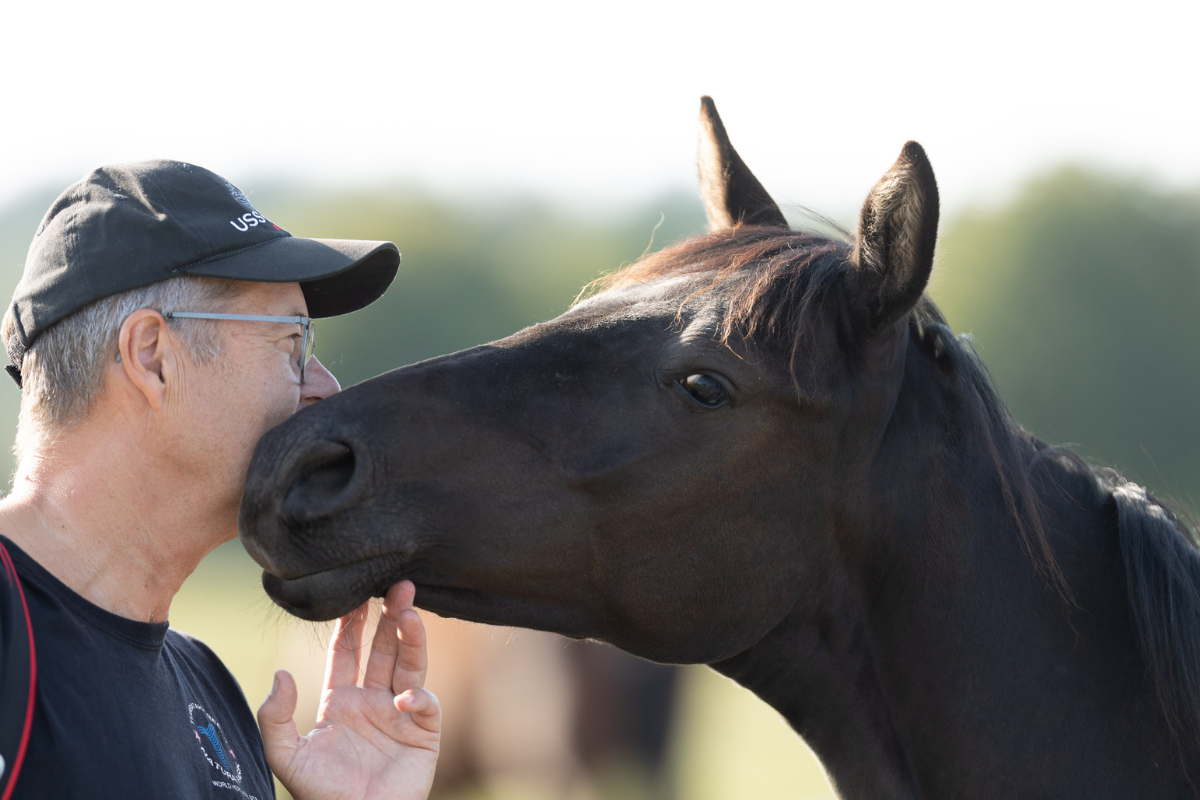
left=698, top=96, right=788, bottom=232
left=850, top=141, right=940, bottom=334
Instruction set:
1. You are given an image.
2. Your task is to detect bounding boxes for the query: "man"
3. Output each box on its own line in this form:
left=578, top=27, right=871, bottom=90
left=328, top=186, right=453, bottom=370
left=0, top=161, right=440, bottom=799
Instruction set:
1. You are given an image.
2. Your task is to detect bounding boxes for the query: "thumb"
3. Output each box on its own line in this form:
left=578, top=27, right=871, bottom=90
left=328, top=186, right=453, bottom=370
left=257, top=670, right=301, bottom=771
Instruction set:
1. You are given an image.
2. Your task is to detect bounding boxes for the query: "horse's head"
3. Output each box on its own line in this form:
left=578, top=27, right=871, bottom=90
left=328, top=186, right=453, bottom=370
left=239, top=98, right=940, bottom=665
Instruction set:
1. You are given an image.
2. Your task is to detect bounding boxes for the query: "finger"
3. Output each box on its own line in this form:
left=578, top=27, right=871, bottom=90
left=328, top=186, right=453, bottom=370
left=393, top=604, right=429, bottom=693
left=362, top=582, right=413, bottom=690
left=323, top=603, right=368, bottom=690
left=396, top=688, right=442, bottom=734
left=258, top=670, right=301, bottom=772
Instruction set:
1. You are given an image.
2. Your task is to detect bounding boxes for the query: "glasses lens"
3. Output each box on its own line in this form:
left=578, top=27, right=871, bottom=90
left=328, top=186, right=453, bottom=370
left=299, top=321, right=315, bottom=383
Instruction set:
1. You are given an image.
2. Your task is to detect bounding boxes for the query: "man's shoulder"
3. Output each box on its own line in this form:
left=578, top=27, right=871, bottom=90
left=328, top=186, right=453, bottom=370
left=167, top=626, right=223, bottom=660
left=165, top=628, right=247, bottom=694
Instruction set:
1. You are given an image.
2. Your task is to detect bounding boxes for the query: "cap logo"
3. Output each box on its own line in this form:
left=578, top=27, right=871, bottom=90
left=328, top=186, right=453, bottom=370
left=221, top=178, right=281, bottom=232
left=230, top=211, right=274, bottom=232
left=223, top=179, right=255, bottom=210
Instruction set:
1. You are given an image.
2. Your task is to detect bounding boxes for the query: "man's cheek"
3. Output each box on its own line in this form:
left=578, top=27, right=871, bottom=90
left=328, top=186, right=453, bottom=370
left=247, top=394, right=296, bottom=452
left=268, top=398, right=298, bottom=433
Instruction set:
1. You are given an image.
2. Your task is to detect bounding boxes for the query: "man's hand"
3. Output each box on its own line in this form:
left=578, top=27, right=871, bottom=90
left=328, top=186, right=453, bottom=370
left=258, top=581, right=440, bottom=800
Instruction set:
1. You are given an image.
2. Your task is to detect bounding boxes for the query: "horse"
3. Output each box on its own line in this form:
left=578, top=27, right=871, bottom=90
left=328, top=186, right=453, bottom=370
left=238, top=97, right=1200, bottom=799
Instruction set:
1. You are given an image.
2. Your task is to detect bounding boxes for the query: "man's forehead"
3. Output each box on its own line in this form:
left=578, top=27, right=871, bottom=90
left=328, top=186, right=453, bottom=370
left=229, top=280, right=308, bottom=316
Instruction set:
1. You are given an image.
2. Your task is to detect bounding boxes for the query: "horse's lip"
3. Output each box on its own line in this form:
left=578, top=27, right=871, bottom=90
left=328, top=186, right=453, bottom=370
left=260, top=552, right=411, bottom=621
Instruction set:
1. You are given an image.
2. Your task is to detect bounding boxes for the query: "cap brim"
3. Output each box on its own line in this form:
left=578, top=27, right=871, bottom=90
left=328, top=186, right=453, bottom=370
left=184, top=236, right=399, bottom=318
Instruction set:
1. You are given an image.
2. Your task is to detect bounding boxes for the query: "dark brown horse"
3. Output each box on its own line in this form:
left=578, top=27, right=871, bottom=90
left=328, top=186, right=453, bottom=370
left=239, top=98, right=1200, bottom=798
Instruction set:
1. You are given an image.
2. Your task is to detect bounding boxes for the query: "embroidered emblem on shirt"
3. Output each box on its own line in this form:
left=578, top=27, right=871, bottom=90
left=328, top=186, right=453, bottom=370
left=188, top=703, right=259, bottom=800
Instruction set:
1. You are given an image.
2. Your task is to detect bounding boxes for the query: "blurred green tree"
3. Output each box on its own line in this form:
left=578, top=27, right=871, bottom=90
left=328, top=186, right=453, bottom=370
left=0, top=188, right=59, bottom=479
left=932, top=168, right=1200, bottom=511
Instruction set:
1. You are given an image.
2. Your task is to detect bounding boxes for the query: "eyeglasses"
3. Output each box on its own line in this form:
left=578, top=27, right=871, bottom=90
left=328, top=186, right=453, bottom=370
left=164, top=311, right=316, bottom=383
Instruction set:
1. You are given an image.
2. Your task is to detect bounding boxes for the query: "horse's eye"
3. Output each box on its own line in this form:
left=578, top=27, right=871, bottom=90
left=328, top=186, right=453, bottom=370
left=682, top=373, right=728, bottom=407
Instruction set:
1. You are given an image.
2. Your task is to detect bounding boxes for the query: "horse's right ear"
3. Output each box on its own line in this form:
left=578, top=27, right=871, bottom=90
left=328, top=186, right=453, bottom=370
left=850, top=141, right=939, bottom=335
left=698, top=96, right=788, bottom=232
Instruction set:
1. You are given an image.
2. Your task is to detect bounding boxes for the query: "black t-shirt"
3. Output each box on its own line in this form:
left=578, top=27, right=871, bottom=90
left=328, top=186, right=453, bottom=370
left=0, top=536, right=276, bottom=799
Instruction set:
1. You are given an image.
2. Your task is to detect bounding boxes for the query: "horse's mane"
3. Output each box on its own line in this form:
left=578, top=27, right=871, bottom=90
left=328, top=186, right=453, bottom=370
left=589, top=223, right=1200, bottom=761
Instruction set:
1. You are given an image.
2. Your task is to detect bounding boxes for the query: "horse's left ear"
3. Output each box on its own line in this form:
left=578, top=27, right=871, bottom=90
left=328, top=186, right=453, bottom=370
left=698, top=96, right=788, bottom=232
left=850, top=141, right=940, bottom=334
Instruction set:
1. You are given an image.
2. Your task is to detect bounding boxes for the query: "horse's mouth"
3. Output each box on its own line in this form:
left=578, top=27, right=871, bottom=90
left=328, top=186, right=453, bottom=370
left=261, top=552, right=411, bottom=621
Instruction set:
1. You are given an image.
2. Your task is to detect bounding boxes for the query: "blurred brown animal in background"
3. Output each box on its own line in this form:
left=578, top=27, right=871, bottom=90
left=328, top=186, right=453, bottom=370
left=422, top=614, right=678, bottom=799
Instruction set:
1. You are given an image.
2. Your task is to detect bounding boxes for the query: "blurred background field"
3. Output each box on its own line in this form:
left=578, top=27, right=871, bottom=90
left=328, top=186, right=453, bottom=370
left=2, top=164, right=1200, bottom=798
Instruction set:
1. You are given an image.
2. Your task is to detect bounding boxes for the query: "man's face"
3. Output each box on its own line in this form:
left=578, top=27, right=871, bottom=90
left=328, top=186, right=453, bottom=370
left=167, top=281, right=340, bottom=530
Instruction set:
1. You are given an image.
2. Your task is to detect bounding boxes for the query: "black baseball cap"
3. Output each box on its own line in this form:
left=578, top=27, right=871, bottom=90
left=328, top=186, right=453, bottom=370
left=5, top=159, right=400, bottom=386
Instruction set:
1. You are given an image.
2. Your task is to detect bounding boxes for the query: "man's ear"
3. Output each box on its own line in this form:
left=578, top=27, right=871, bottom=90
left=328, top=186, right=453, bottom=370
left=117, top=309, right=172, bottom=412
left=698, top=96, right=788, bottom=232
left=850, top=141, right=939, bottom=335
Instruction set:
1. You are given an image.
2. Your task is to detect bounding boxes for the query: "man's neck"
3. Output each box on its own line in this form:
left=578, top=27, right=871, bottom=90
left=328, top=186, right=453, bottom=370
left=0, top=418, right=236, bottom=624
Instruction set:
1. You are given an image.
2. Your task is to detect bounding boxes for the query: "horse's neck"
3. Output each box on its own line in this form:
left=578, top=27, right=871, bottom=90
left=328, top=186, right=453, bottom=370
left=713, top=388, right=1187, bottom=798
left=710, top=586, right=927, bottom=800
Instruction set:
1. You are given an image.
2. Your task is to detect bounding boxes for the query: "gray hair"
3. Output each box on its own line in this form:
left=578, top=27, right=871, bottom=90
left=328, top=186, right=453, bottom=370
left=1, top=276, right=243, bottom=459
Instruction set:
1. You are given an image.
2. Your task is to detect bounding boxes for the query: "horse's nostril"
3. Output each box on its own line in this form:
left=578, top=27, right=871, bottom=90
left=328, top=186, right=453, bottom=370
left=282, top=440, right=361, bottom=522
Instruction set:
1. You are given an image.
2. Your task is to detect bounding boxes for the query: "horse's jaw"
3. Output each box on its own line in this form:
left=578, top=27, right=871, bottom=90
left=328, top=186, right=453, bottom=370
left=259, top=552, right=595, bottom=638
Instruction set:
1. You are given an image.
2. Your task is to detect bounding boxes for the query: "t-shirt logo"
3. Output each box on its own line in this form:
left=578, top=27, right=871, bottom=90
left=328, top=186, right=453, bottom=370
left=188, top=703, right=259, bottom=800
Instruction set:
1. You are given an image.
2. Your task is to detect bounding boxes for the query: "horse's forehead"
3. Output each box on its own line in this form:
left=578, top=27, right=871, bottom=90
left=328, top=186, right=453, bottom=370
left=565, top=275, right=720, bottom=330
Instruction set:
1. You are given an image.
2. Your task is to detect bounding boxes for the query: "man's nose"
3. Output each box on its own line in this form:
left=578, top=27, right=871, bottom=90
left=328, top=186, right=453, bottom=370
left=300, top=357, right=341, bottom=407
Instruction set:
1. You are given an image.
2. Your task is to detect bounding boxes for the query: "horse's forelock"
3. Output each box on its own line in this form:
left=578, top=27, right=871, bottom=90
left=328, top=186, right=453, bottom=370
left=581, top=226, right=853, bottom=368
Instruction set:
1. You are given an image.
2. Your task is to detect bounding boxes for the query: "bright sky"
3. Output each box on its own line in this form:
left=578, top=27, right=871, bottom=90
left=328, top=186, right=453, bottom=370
left=2, top=0, right=1198, bottom=218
